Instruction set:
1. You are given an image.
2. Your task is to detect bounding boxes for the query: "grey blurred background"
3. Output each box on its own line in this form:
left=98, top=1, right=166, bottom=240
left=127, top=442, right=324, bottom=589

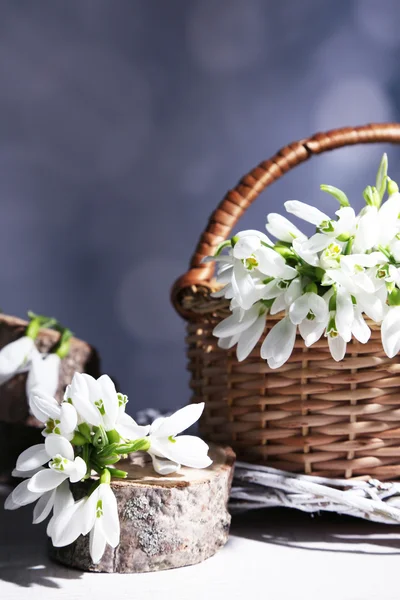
left=1, top=0, right=400, bottom=413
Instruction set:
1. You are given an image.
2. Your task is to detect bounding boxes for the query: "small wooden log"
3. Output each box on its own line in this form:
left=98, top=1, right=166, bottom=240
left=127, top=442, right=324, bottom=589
left=0, top=314, right=100, bottom=477
left=51, top=445, right=235, bottom=573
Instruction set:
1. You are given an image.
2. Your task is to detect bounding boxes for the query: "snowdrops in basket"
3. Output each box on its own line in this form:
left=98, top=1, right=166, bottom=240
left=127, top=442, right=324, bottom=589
left=5, top=372, right=211, bottom=564
left=206, top=154, right=400, bottom=367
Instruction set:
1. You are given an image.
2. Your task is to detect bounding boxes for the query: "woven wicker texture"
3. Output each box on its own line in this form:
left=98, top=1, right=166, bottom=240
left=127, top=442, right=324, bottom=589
left=173, top=123, right=400, bottom=480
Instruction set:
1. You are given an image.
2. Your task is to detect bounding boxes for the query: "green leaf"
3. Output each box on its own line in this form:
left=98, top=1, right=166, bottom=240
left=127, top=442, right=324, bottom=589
left=320, top=184, right=350, bottom=207
left=376, top=153, right=388, bottom=200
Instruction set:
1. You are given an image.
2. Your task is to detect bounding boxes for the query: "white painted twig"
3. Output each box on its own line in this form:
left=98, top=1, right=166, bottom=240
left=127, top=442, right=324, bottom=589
left=230, top=462, right=400, bottom=524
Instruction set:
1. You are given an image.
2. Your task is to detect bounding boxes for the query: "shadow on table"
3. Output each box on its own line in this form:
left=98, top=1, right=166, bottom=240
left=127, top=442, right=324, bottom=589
left=231, top=507, right=400, bottom=555
left=0, top=501, right=82, bottom=588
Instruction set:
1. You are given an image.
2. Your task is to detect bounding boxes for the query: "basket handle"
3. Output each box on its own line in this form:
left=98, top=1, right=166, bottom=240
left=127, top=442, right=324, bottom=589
left=172, top=122, right=400, bottom=317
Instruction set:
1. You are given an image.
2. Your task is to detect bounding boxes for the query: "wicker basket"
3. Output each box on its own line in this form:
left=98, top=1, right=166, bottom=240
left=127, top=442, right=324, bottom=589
left=172, top=123, right=400, bottom=482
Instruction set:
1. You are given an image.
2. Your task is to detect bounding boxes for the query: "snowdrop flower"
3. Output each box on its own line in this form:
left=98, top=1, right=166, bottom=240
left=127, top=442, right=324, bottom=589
left=146, top=403, right=212, bottom=475
left=5, top=473, right=74, bottom=532
left=5, top=435, right=85, bottom=518
left=26, top=435, right=86, bottom=492
left=261, top=315, right=297, bottom=369
left=51, top=479, right=120, bottom=564
left=285, top=201, right=356, bottom=239
left=214, top=303, right=267, bottom=361
left=29, top=391, right=78, bottom=440
left=288, top=287, right=329, bottom=347
left=65, top=373, right=149, bottom=440
left=0, top=336, right=37, bottom=385
left=289, top=288, right=329, bottom=326
left=266, top=213, right=305, bottom=242
left=325, top=315, right=347, bottom=362
left=27, top=353, right=61, bottom=400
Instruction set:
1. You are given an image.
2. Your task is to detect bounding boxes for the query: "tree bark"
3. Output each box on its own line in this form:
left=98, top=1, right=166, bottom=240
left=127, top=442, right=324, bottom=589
left=51, top=445, right=235, bottom=573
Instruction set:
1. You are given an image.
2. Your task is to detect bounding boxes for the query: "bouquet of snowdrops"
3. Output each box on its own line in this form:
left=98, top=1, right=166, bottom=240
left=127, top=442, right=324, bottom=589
left=207, top=154, right=400, bottom=368
left=5, top=373, right=211, bottom=564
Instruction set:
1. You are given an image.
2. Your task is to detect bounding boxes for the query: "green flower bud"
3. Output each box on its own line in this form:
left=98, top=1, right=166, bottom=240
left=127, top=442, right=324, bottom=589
left=388, top=177, right=399, bottom=196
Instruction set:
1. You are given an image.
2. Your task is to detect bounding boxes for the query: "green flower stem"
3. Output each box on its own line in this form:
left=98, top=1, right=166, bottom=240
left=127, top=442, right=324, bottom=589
left=54, top=327, right=73, bottom=359
left=95, top=454, right=121, bottom=466
left=78, top=423, right=92, bottom=442
left=26, top=318, right=41, bottom=340
left=26, top=312, right=57, bottom=339
left=388, top=288, right=400, bottom=306
left=107, top=429, right=120, bottom=444
left=100, top=469, right=111, bottom=485
left=107, top=467, right=128, bottom=479
left=320, top=184, right=350, bottom=207
left=96, top=442, right=119, bottom=458
left=71, top=432, right=89, bottom=446
left=116, top=438, right=151, bottom=454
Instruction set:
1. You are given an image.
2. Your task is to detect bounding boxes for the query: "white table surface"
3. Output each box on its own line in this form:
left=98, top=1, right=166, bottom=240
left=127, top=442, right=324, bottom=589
left=1, top=485, right=400, bottom=600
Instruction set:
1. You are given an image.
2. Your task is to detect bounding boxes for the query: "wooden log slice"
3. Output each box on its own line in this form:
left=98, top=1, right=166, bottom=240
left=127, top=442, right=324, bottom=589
left=0, top=314, right=100, bottom=478
left=51, top=445, right=235, bottom=573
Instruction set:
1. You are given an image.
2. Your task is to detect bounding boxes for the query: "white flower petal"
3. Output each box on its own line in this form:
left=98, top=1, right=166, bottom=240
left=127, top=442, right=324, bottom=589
left=237, top=229, right=273, bottom=246
left=382, top=307, right=400, bottom=358
left=352, top=311, right=371, bottom=344
left=334, top=206, right=356, bottom=235
left=153, top=403, right=204, bottom=438
left=289, top=295, right=310, bottom=325
left=354, top=206, right=379, bottom=252
left=0, top=336, right=35, bottom=379
left=292, top=238, right=319, bottom=267
left=299, top=319, right=326, bottom=347
left=97, top=375, right=119, bottom=431
left=149, top=454, right=181, bottom=475
left=231, top=261, right=263, bottom=310
left=236, top=313, right=266, bottom=361
left=60, top=403, right=78, bottom=438
left=336, top=289, right=354, bottom=343
left=45, top=435, right=74, bottom=461
left=100, top=484, right=120, bottom=548
left=116, top=413, right=150, bottom=441
left=90, top=522, right=107, bottom=564
left=261, top=316, right=296, bottom=369
left=266, top=213, right=305, bottom=242
left=217, top=334, right=240, bottom=350
left=28, top=469, right=67, bottom=493
left=27, top=353, right=60, bottom=399
left=285, top=278, right=303, bottom=305
left=29, top=392, right=60, bottom=424
left=6, top=479, right=43, bottom=508
left=232, top=235, right=261, bottom=259
left=150, top=435, right=212, bottom=469
left=308, top=293, right=329, bottom=323
left=66, top=456, right=87, bottom=483
left=284, top=200, right=329, bottom=226
left=33, top=490, right=56, bottom=524
left=328, top=335, right=347, bottom=361
left=51, top=497, right=90, bottom=547
left=16, top=444, right=49, bottom=472
left=69, top=373, right=102, bottom=427
left=270, top=294, right=287, bottom=315
left=304, top=233, right=332, bottom=253
left=213, top=305, right=259, bottom=338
